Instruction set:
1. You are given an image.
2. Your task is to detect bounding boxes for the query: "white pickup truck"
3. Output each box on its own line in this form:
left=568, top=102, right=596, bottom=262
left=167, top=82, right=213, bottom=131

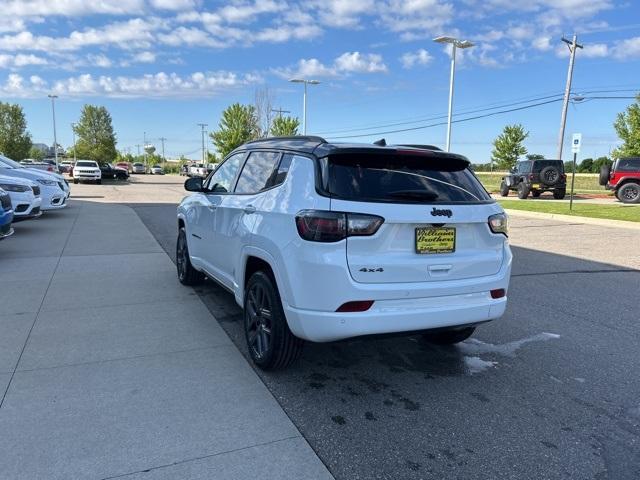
left=188, top=164, right=208, bottom=177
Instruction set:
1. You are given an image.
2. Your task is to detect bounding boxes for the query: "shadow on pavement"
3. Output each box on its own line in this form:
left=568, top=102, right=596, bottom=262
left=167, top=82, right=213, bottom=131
left=128, top=201, right=640, bottom=480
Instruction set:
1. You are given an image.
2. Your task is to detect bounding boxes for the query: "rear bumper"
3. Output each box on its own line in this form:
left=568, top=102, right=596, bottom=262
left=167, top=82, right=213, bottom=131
left=284, top=293, right=507, bottom=342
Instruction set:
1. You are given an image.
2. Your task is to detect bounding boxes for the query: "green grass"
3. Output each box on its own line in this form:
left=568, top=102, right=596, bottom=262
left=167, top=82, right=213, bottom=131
left=476, top=172, right=605, bottom=194
left=498, top=200, right=640, bottom=222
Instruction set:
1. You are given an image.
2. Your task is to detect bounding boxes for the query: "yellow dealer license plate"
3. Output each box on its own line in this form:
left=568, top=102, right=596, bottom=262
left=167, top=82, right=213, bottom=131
left=415, top=227, right=456, bottom=254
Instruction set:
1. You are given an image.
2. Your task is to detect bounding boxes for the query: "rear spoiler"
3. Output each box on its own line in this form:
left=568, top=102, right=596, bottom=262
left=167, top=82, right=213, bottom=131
left=322, top=148, right=471, bottom=171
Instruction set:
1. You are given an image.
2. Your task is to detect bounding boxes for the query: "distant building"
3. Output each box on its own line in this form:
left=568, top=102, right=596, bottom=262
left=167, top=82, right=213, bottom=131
left=31, top=143, right=49, bottom=155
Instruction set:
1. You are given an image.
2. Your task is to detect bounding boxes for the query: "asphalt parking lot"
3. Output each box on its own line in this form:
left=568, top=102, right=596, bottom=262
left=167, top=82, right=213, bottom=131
left=3, top=175, right=640, bottom=479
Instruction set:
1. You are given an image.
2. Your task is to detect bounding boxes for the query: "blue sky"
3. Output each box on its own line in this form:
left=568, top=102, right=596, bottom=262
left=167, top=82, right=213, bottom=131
left=1, top=0, right=639, bottom=162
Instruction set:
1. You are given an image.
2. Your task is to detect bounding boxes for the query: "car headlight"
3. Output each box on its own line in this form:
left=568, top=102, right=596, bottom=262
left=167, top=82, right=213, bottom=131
left=36, top=179, right=57, bottom=186
left=0, top=183, right=29, bottom=192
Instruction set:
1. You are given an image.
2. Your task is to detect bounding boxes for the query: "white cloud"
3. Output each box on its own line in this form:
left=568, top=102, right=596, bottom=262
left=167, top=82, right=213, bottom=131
left=131, top=51, right=156, bottom=63
left=377, top=0, right=454, bottom=39
left=1, top=0, right=144, bottom=16
left=310, top=0, right=376, bottom=28
left=217, top=0, right=286, bottom=23
left=400, top=49, right=433, bottom=69
left=611, top=37, right=640, bottom=60
left=149, top=0, right=196, bottom=10
left=157, top=26, right=224, bottom=47
left=335, top=52, right=387, bottom=73
left=0, top=71, right=262, bottom=98
left=88, top=54, right=113, bottom=68
left=0, top=18, right=163, bottom=52
left=0, top=53, right=48, bottom=69
left=532, top=35, right=552, bottom=51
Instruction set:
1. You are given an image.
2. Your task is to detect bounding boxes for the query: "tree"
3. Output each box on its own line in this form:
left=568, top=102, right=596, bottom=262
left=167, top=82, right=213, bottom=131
left=28, top=146, right=45, bottom=161
left=73, top=105, right=117, bottom=163
left=526, top=153, right=545, bottom=160
left=612, top=94, right=640, bottom=158
left=254, top=87, right=275, bottom=138
left=210, top=103, right=259, bottom=158
left=491, top=124, right=529, bottom=170
left=0, top=102, right=32, bottom=160
left=270, top=116, right=300, bottom=137
left=578, top=158, right=593, bottom=173
left=593, top=156, right=612, bottom=173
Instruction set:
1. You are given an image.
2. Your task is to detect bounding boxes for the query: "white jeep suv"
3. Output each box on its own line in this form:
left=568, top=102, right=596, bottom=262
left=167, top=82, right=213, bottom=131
left=73, top=160, right=102, bottom=184
left=177, top=137, right=512, bottom=370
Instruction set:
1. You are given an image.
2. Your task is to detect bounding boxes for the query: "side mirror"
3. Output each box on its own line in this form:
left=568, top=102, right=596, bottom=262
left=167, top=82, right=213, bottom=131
left=184, top=177, right=203, bottom=192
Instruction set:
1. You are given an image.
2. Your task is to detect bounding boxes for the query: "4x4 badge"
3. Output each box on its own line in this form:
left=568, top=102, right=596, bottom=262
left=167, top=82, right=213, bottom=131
left=431, top=207, right=452, bottom=218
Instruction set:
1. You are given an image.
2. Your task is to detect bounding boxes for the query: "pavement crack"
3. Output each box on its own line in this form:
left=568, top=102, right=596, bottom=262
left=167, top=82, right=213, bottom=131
left=512, top=268, right=638, bottom=278
left=99, top=436, right=301, bottom=479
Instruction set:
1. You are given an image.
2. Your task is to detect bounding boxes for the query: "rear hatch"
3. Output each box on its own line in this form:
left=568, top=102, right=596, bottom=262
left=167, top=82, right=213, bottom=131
left=324, top=150, right=505, bottom=284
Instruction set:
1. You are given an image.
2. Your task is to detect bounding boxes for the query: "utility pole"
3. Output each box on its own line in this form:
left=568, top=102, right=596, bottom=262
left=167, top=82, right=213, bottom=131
left=135, top=144, right=141, bottom=157
left=159, top=137, right=167, bottom=163
left=47, top=94, right=59, bottom=169
left=197, top=123, right=208, bottom=164
left=143, top=131, right=148, bottom=172
left=271, top=107, right=290, bottom=118
left=556, top=35, right=583, bottom=160
left=71, top=123, right=77, bottom=163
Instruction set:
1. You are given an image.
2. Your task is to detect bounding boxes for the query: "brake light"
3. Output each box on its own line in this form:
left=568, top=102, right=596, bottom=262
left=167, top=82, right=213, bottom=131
left=488, top=213, right=508, bottom=236
left=295, top=210, right=384, bottom=242
left=490, top=289, right=506, bottom=299
left=336, top=300, right=374, bottom=312
left=529, top=174, right=534, bottom=180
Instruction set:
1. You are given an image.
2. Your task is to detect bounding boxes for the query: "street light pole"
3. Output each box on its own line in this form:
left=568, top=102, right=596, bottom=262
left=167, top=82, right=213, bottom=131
left=48, top=94, right=59, bottom=168
left=159, top=137, right=167, bottom=163
left=289, top=79, right=320, bottom=135
left=556, top=35, right=583, bottom=160
left=433, top=37, right=475, bottom=152
left=71, top=123, right=77, bottom=163
left=197, top=123, right=208, bottom=164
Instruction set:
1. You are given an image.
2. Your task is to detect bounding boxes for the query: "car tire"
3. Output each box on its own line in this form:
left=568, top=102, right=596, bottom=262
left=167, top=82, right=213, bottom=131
left=499, top=181, right=509, bottom=197
left=599, top=164, right=611, bottom=186
left=617, top=182, right=640, bottom=204
left=531, top=190, right=541, bottom=198
left=244, top=271, right=303, bottom=370
left=422, top=327, right=476, bottom=345
left=73, top=178, right=78, bottom=184
left=540, top=166, right=560, bottom=186
left=553, top=189, right=566, bottom=200
left=517, top=182, right=530, bottom=199
left=176, top=227, right=205, bottom=286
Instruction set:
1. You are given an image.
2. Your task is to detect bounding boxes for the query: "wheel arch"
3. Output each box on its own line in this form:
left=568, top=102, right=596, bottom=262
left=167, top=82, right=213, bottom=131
left=238, top=247, right=290, bottom=310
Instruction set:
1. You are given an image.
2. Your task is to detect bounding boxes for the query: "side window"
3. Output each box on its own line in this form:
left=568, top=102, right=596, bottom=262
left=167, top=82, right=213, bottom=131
left=235, top=151, right=281, bottom=194
left=617, top=158, right=639, bottom=172
left=272, top=153, right=293, bottom=187
left=205, top=153, right=245, bottom=193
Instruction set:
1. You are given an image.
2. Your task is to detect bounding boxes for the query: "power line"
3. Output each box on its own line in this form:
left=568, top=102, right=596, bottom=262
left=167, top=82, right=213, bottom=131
left=326, top=98, right=565, bottom=140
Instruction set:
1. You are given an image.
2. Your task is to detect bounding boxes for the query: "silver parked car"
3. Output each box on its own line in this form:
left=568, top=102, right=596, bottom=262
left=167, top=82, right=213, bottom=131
left=132, top=162, right=146, bottom=174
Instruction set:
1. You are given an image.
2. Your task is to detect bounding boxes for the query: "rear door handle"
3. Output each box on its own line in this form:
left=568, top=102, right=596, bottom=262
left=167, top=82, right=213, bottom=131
left=244, top=205, right=256, bottom=214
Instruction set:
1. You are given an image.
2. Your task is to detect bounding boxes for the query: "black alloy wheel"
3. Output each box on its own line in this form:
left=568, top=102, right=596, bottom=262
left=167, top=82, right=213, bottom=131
left=618, top=183, right=640, bottom=204
left=176, top=228, right=204, bottom=285
left=245, top=281, right=273, bottom=361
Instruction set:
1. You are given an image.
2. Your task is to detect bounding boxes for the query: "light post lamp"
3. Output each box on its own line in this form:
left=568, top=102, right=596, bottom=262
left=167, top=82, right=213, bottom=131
left=433, top=36, right=475, bottom=152
left=288, top=78, right=320, bottom=135
left=47, top=94, right=59, bottom=168
left=71, top=123, right=77, bottom=163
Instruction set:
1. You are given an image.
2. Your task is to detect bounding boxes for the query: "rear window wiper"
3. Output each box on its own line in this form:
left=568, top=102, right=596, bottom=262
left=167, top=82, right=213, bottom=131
left=387, top=189, right=439, bottom=201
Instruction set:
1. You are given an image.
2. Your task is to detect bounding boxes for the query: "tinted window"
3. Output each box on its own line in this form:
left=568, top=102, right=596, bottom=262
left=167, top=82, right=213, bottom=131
left=76, top=161, right=97, bottom=167
left=325, top=153, right=491, bottom=204
left=206, top=153, right=244, bottom=193
left=532, top=160, right=563, bottom=173
left=235, top=151, right=281, bottom=194
left=616, top=158, right=640, bottom=172
left=273, top=154, right=293, bottom=186
left=518, top=161, right=532, bottom=173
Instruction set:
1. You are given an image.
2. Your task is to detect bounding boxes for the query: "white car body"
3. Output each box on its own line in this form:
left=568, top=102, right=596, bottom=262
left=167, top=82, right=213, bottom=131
left=150, top=165, right=164, bottom=175
left=188, top=164, right=207, bottom=177
left=0, top=155, right=67, bottom=210
left=72, top=160, right=101, bottom=183
left=0, top=175, right=42, bottom=219
left=132, top=163, right=146, bottom=174
left=177, top=140, right=512, bottom=346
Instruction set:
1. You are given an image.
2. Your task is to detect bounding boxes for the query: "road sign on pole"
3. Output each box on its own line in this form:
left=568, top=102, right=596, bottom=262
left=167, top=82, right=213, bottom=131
left=569, top=133, right=581, bottom=210
left=571, top=133, right=582, bottom=154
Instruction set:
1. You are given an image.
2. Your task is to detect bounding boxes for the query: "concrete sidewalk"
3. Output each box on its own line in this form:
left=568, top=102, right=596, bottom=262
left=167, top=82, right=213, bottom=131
left=0, top=201, right=333, bottom=480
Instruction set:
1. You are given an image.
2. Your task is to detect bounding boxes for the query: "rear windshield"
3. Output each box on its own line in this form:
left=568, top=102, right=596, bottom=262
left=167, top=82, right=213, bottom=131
left=532, top=160, right=564, bottom=173
left=76, top=161, right=97, bottom=167
left=324, top=153, right=491, bottom=204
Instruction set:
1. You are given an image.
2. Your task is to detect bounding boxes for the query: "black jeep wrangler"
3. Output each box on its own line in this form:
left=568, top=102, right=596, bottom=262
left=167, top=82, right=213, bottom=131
left=500, top=159, right=566, bottom=199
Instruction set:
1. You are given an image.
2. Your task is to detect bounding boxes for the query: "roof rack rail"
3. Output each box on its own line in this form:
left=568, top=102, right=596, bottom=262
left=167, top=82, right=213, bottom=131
left=246, top=135, right=327, bottom=145
left=395, top=144, right=442, bottom=151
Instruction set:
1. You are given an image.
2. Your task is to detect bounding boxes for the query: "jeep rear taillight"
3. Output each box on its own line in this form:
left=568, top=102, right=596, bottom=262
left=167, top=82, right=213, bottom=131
left=295, top=210, right=384, bottom=242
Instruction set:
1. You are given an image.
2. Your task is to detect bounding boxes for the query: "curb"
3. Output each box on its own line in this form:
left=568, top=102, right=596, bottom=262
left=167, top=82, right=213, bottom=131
left=504, top=208, right=640, bottom=230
